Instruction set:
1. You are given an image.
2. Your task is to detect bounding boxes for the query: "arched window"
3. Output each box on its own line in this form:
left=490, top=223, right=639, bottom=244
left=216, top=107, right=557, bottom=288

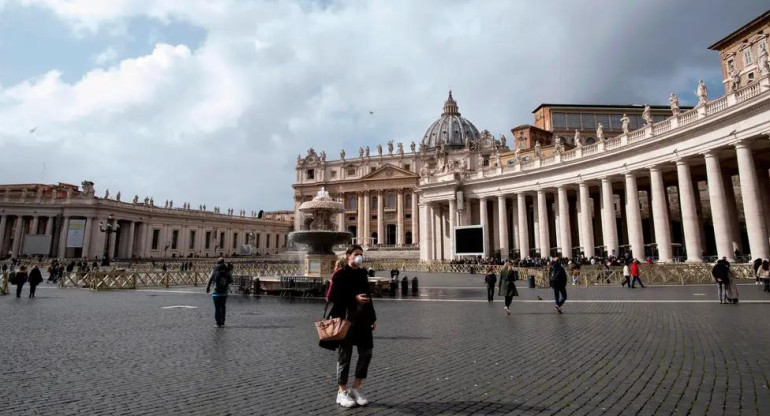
left=371, top=195, right=378, bottom=209
left=585, top=137, right=596, bottom=145
left=405, top=231, right=413, bottom=245
left=386, top=193, right=396, bottom=209
left=347, top=195, right=357, bottom=210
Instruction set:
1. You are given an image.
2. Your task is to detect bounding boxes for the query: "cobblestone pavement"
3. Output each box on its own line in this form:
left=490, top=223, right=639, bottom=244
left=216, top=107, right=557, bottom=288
left=3, top=274, right=770, bottom=415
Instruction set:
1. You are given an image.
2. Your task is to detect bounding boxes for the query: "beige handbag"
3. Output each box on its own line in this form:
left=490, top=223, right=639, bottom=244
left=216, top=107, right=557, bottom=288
left=315, top=302, right=350, bottom=341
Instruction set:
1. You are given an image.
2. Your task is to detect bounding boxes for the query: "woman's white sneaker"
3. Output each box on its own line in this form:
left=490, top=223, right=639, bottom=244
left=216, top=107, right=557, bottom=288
left=336, top=391, right=356, bottom=408
left=349, top=388, right=369, bottom=406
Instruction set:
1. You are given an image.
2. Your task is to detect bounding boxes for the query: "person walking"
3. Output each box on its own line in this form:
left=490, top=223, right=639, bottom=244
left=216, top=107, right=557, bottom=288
left=630, top=259, right=645, bottom=288
left=621, top=262, right=631, bottom=288
left=205, top=258, right=233, bottom=327
left=498, top=261, right=518, bottom=315
left=322, top=245, right=376, bottom=408
left=549, top=257, right=568, bottom=313
left=400, top=275, right=409, bottom=296
left=724, top=259, right=739, bottom=304
left=484, top=267, right=497, bottom=302
left=754, top=258, right=763, bottom=285
left=13, top=266, right=28, bottom=298
left=758, top=260, right=770, bottom=293
left=712, top=259, right=728, bottom=303
left=28, top=265, right=43, bottom=298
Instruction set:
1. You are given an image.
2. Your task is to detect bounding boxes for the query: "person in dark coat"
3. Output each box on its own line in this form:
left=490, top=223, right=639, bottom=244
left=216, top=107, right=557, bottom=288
left=324, top=245, right=376, bottom=408
left=411, top=276, right=419, bottom=296
left=498, top=261, right=518, bottom=314
left=205, top=258, right=233, bottom=327
left=28, top=265, right=43, bottom=298
left=13, top=266, right=28, bottom=298
left=549, top=257, right=568, bottom=313
left=484, top=267, right=497, bottom=302
left=400, top=275, right=408, bottom=296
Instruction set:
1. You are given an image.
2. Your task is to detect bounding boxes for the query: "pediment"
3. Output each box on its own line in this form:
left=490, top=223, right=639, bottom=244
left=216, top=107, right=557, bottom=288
left=361, top=164, right=419, bottom=180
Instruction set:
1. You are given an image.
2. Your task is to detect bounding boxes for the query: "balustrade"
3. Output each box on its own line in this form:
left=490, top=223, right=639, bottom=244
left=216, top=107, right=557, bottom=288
left=562, top=150, right=577, bottom=161
left=652, top=119, right=673, bottom=135
left=582, top=144, right=599, bottom=156
left=677, top=109, right=698, bottom=126
left=706, top=96, right=728, bottom=115
left=605, top=137, right=622, bottom=150
left=736, top=82, right=762, bottom=102
left=628, top=129, right=646, bottom=143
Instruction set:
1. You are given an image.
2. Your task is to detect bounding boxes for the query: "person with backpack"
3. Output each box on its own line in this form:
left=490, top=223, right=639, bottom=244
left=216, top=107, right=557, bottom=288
left=206, top=258, right=233, bottom=327
left=28, top=265, right=43, bottom=298
left=549, top=257, right=568, bottom=313
left=12, top=266, right=29, bottom=298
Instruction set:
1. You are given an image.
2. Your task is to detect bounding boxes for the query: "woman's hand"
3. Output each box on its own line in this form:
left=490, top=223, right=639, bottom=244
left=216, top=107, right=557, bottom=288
left=371, top=322, right=377, bottom=331
left=356, top=294, right=370, bottom=304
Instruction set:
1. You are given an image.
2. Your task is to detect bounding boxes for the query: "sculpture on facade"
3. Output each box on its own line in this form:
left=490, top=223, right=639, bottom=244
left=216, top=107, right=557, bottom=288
left=133, top=195, right=139, bottom=204
left=419, top=163, right=430, bottom=177
left=81, top=181, right=95, bottom=197
left=169, top=200, right=173, bottom=209
left=358, top=147, right=364, bottom=159
left=387, top=140, right=394, bottom=155
left=164, top=200, right=168, bottom=208
left=729, top=68, right=741, bottom=92
left=514, top=142, right=521, bottom=160
left=534, top=141, right=542, bottom=158
left=696, top=79, right=708, bottom=105
left=376, top=144, right=382, bottom=156
left=116, top=192, right=121, bottom=201
left=340, top=149, right=346, bottom=160
left=297, top=154, right=301, bottom=164
left=35, top=188, right=43, bottom=200
left=621, top=114, right=630, bottom=134
left=494, top=151, right=502, bottom=167
left=669, top=93, right=680, bottom=116
left=320, top=151, right=326, bottom=163
left=397, top=142, right=404, bottom=157
left=410, top=141, right=416, bottom=153
left=149, top=197, right=154, bottom=206
left=596, top=123, right=605, bottom=142
left=554, top=135, right=563, bottom=153
left=365, top=146, right=370, bottom=158
left=144, top=196, right=149, bottom=205
left=573, top=130, right=583, bottom=147
left=642, top=105, right=652, bottom=126
left=500, top=134, right=506, bottom=149
left=759, top=48, right=770, bottom=76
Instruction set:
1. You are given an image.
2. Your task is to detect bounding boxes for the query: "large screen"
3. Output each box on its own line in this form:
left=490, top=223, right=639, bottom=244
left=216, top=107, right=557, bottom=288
left=454, top=225, right=485, bottom=256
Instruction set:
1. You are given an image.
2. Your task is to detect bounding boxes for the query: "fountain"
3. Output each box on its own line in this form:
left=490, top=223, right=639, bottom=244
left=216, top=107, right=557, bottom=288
left=287, top=187, right=352, bottom=278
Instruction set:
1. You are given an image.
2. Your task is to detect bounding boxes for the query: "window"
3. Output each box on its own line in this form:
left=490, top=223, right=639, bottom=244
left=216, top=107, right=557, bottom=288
left=507, top=159, right=515, bottom=165
left=255, top=233, right=260, bottom=248
left=585, top=137, right=596, bottom=145
left=219, top=232, right=225, bottom=249
left=233, top=233, right=238, bottom=249
left=347, top=195, right=357, bottom=210
left=266, top=234, right=270, bottom=248
left=609, top=114, right=623, bottom=130
left=744, top=48, right=753, bottom=65
left=581, top=113, right=595, bottom=129
left=205, top=231, right=212, bottom=249
left=330, top=170, right=337, bottom=179
left=404, top=164, right=410, bottom=171
left=566, top=113, right=581, bottom=129
left=151, top=230, right=160, bottom=250
left=386, top=193, right=396, bottom=209
left=727, top=59, right=735, bottom=72
left=189, top=231, right=196, bottom=250
left=552, top=112, right=566, bottom=129
left=171, top=230, right=179, bottom=250
left=748, top=72, right=755, bottom=82
left=482, top=156, right=490, bottom=167
left=405, top=194, right=412, bottom=208
left=306, top=169, right=314, bottom=180
left=275, top=234, right=279, bottom=248
left=347, top=167, right=356, bottom=176
left=652, top=115, right=666, bottom=123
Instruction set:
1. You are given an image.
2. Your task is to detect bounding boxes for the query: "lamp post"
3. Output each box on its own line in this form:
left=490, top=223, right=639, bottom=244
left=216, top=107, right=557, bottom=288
left=99, top=214, right=119, bottom=267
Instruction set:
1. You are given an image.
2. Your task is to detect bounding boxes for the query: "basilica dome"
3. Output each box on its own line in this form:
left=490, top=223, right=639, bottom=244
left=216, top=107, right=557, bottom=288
left=422, top=91, right=481, bottom=149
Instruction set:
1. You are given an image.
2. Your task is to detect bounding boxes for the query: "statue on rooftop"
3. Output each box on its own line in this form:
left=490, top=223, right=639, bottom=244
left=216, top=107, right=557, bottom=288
left=669, top=93, right=680, bottom=116
left=696, top=79, right=708, bottom=105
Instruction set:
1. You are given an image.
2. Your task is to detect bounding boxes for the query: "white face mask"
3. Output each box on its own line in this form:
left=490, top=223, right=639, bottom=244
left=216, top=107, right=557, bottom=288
left=353, top=255, right=364, bottom=266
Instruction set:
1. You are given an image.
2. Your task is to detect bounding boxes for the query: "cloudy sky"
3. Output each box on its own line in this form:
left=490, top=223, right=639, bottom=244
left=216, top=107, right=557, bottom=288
left=0, top=0, right=767, bottom=211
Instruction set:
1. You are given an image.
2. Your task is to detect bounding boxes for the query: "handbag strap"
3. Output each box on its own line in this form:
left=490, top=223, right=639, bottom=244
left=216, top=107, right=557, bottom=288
left=322, top=301, right=350, bottom=320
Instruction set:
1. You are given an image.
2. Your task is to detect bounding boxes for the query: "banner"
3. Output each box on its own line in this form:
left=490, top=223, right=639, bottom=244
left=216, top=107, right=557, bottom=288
left=66, top=219, right=86, bottom=248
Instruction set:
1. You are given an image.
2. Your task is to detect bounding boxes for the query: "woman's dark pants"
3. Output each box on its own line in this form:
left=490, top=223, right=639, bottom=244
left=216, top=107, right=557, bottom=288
left=213, top=296, right=227, bottom=325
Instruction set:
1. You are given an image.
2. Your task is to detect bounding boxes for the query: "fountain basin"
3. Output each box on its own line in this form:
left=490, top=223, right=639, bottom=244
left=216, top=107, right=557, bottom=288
left=288, top=230, right=352, bottom=255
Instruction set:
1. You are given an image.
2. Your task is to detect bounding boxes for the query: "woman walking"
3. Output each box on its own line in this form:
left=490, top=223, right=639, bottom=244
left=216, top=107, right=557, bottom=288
left=498, top=261, right=518, bottom=315
left=324, top=245, right=377, bottom=408
left=758, top=260, right=770, bottom=292
left=28, top=265, right=43, bottom=298
left=621, top=262, right=631, bottom=288
left=13, top=266, right=28, bottom=298
left=724, top=260, right=739, bottom=304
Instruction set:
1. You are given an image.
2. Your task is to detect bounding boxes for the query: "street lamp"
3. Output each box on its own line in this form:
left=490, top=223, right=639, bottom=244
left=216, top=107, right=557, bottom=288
left=99, top=214, right=119, bottom=267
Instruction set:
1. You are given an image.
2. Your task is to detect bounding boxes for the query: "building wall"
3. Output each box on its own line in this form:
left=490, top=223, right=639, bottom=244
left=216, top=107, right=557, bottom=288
left=711, top=16, right=769, bottom=92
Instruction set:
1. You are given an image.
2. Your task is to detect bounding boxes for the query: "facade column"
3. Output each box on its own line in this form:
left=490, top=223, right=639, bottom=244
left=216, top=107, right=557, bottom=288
left=537, top=190, right=550, bottom=257
left=397, top=190, right=405, bottom=245
left=58, top=216, right=70, bottom=257
left=82, top=218, right=94, bottom=259
left=411, top=192, right=419, bottom=245
left=517, top=194, right=530, bottom=258
left=11, top=217, right=23, bottom=257
left=433, top=204, right=443, bottom=260
left=624, top=173, right=645, bottom=259
left=579, top=182, right=595, bottom=257
left=557, top=187, right=572, bottom=257
left=511, top=198, right=520, bottom=253
left=127, top=221, right=136, bottom=259
left=363, top=191, right=371, bottom=246
left=649, top=167, right=673, bottom=262
left=449, top=198, right=458, bottom=258
left=0, top=215, right=7, bottom=255
left=497, top=195, right=509, bottom=260
left=554, top=201, right=562, bottom=253
left=108, top=226, right=118, bottom=260
left=722, top=175, right=743, bottom=254
left=533, top=202, right=540, bottom=251
left=735, top=141, right=770, bottom=258
left=45, top=216, right=54, bottom=236
left=704, top=151, right=734, bottom=260
left=676, top=160, right=703, bottom=262
left=377, top=191, right=384, bottom=245
left=356, top=193, right=364, bottom=244
left=419, top=203, right=432, bottom=260
left=600, top=178, right=619, bottom=257
left=29, top=216, right=39, bottom=235
left=479, top=197, right=490, bottom=257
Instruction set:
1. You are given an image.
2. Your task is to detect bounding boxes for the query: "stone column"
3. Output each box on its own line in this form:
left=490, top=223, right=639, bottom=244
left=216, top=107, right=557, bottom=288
left=433, top=204, right=444, bottom=260
left=82, top=218, right=94, bottom=258
left=450, top=198, right=458, bottom=258
left=600, top=178, right=619, bottom=257
left=397, top=190, right=405, bottom=245
left=532, top=202, right=540, bottom=251
left=557, top=187, right=572, bottom=257
left=419, top=203, right=432, bottom=260
left=537, top=190, right=550, bottom=257
left=479, top=197, right=490, bottom=257
left=411, top=192, right=419, bottom=245
left=497, top=195, right=508, bottom=260
left=11, top=217, right=23, bottom=257
left=511, top=198, right=520, bottom=253
left=127, top=221, right=136, bottom=259
left=377, top=191, right=384, bottom=245
left=624, top=173, right=645, bottom=259
left=649, top=167, right=673, bottom=262
left=554, top=201, right=561, bottom=253
left=722, top=175, right=743, bottom=254
left=108, top=226, right=118, bottom=260
left=363, top=191, right=371, bottom=246
left=704, top=151, right=734, bottom=260
left=45, top=216, right=54, bottom=236
left=735, top=141, right=770, bottom=259
left=30, top=216, right=39, bottom=235
left=579, top=182, right=595, bottom=257
left=0, top=215, right=7, bottom=255
left=356, top=193, right=364, bottom=243
left=58, top=216, right=70, bottom=257
left=676, top=160, right=703, bottom=262
left=517, top=194, right=530, bottom=258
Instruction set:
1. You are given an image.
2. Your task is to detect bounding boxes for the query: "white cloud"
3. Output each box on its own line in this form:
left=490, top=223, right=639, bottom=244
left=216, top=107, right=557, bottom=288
left=0, top=0, right=768, bottom=211
left=92, top=46, right=118, bottom=65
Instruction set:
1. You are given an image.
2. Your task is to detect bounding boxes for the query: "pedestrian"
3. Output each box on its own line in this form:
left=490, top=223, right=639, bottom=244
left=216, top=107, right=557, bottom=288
left=388, top=275, right=397, bottom=297
left=322, top=245, right=376, bottom=408
left=411, top=276, right=419, bottom=296
left=12, top=266, right=28, bottom=298
left=498, top=261, right=518, bottom=315
left=758, top=260, right=770, bottom=293
left=630, top=259, right=644, bottom=288
left=400, top=275, right=408, bottom=296
left=724, top=260, right=739, bottom=304
left=548, top=256, right=568, bottom=313
left=205, top=257, right=233, bottom=327
left=754, top=258, right=763, bottom=285
left=484, top=267, right=497, bottom=302
left=325, top=259, right=347, bottom=301
left=622, top=262, right=631, bottom=288
left=712, top=259, right=728, bottom=303
left=28, top=265, right=43, bottom=298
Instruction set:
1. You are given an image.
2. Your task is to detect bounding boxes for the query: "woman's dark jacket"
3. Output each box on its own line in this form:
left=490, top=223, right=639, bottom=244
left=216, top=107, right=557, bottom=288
left=320, top=264, right=377, bottom=350
left=498, top=267, right=519, bottom=297
left=28, top=268, right=44, bottom=286
left=548, top=262, right=568, bottom=289
left=12, top=271, right=28, bottom=285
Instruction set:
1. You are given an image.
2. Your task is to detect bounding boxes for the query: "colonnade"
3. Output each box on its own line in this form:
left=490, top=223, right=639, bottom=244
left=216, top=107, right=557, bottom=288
left=337, top=190, right=418, bottom=246
left=421, top=140, right=770, bottom=262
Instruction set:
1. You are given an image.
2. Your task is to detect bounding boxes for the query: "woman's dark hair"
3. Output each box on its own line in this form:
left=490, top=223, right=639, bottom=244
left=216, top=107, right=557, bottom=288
left=346, top=245, right=363, bottom=256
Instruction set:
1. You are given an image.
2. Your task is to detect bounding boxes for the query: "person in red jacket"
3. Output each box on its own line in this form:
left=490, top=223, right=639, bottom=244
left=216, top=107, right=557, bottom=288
left=631, top=259, right=645, bottom=288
